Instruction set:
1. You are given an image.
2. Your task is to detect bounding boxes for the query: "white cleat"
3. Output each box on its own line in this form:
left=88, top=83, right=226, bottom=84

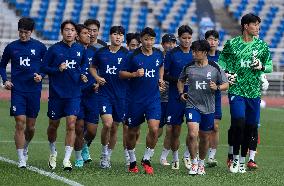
left=197, top=164, right=206, bottom=175
left=188, top=163, right=198, bottom=175
left=239, top=163, right=246, bottom=173
left=229, top=159, right=239, bottom=173
left=183, top=157, right=192, bottom=170
left=48, top=154, right=57, bottom=170
left=62, top=160, right=72, bottom=171
left=160, top=159, right=170, bottom=166
left=100, top=156, right=111, bottom=169
left=18, top=159, right=26, bottom=169
left=171, top=161, right=180, bottom=170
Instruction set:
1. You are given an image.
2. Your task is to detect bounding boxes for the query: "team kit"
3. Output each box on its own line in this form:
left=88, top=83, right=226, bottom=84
left=0, top=13, right=272, bottom=175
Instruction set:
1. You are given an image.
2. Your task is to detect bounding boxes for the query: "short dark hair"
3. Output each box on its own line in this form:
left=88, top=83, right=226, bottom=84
left=205, top=30, right=219, bottom=39
left=60, top=20, right=77, bottom=33
left=178, top=25, right=193, bottom=37
left=191, top=40, right=210, bottom=52
left=126, top=32, right=140, bottom=45
left=84, top=19, right=101, bottom=30
left=109, top=26, right=125, bottom=35
left=18, top=17, right=35, bottom=31
left=241, top=13, right=261, bottom=32
left=76, top=24, right=88, bottom=34
left=140, top=27, right=156, bottom=37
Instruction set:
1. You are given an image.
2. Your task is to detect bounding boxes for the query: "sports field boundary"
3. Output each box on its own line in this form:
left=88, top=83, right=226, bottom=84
left=0, top=156, right=84, bottom=186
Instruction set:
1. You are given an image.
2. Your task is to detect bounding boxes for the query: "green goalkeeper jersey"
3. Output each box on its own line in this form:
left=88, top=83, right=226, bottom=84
left=218, top=36, right=273, bottom=98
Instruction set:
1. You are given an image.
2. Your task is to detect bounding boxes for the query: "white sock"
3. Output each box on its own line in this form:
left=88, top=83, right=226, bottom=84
left=49, top=142, right=57, bottom=156
left=107, top=148, right=112, bottom=159
left=228, top=146, right=233, bottom=154
left=240, top=156, right=246, bottom=164
left=199, top=159, right=205, bottom=166
left=173, top=150, right=179, bottom=162
left=128, top=149, right=136, bottom=163
left=233, top=155, right=239, bottom=161
left=143, top=147, right=154, bottom=161
left=184, top=147, right=190, bottom=158
left=63, top=146, right=73, bottom=162
left=75, top=150, right=83, bottom=160
left=249, top=150, right=256, bottom=161
left=17, top=149, right=24, bottom=161
left=208, top=148, right=217, bottom=159
left=124, top=149, right=129, bottom=158
left=101, top=145, right=108, bottom=156
left=160, top=148, right=170, bottom=160
left=192, top=157, right=198, bottom=165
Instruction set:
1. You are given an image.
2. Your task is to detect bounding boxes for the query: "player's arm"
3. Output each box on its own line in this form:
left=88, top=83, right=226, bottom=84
left=119, top=53, right=144, bottom=79
left=261, top=44, right=273, bottom=73
left=158, top=64, right=165, bottom=91
left=177, top=67, right=188, bottom=101
left=89, top=64, right=106, bottom=85
left=0, top=45, right=14, bottom=89
left=210, top=68, right=229, bottom=91
left=35, top=44, right=48, bottom=83
left=163, top=51, right=178, bottom=83
left=40, top=47, right=61, bottom=75
left=79, top=49, right=88, bottom=83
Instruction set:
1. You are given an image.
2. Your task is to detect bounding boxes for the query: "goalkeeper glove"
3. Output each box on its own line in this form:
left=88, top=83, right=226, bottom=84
left=260, top=74, right=269, bottom=91
left=226, top=72, right=237, bottom=85
left=250, top=51, right=265, bottom=71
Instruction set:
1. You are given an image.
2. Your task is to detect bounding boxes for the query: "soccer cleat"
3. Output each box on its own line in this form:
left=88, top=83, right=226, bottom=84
left=18, top=159, right=26, bottom=169
left=74, top=159, right=84, bottom=168
left=63, top=160, right=72, bottom=171
left=81, top=144, right=92, bottom=163
left=100, top=156, right=110, bottom=169
left=227, top=157, right=233, bottom=168
left=171, top=161, right=180, bottom=170
left=160, top=159, right=170, bottom=166
left=188, top=163, right=198, bottom=175
left=128, top=161, right=139, bottom=173
left=229, top=159, right=239, bottom=173
left=238, top=163, right=246, bottom=173
left=247, top=160, right=258, bottom=170
left=207, top=158, right=218, bottom=167
left=197, top=164, right=206, bottom=175
left=48, top=154, right=57, bottom=170
left=141, top=159, right=154, bottom=175
left=182, top=157, right=192, bottom=170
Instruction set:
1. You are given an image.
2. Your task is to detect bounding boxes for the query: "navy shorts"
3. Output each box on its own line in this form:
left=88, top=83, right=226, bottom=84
left=77, top=95, right=99, bottom=124
left=185, top=108, right=214, bottom=132
left=228, top=94, right=260, bottom=125
left=126, top=98, right=161, bottom=128
left=165, top=98, right=186, bottom=125
left=47, top=97, right=80, bottom=120
left=10, top=90, right=41, bottom=118
left=98, top=95, right=126, bottom=123
left=159, top=102, right=168, bottom=128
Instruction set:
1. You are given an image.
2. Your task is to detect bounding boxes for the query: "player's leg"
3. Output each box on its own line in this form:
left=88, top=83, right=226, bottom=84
left=171, top=125, right=182, bottom=170
left=47, top=118, right=60, bottom=170
left=107, top=122, right=119, bottom=164
left=207, top=119, right=220, bottom=167
left=122, top=123, right=130, bottom=166
left=74, top=119, right=84, bottom=168
left=227, top=126, right=234, bottom=167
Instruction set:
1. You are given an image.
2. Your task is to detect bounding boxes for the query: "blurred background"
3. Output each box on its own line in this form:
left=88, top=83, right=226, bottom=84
left=0, top=0, right=284, bottom=97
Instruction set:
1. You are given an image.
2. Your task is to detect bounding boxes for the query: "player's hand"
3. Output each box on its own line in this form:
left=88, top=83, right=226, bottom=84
left=59, top=62, right=67, bottom=72
left=135, top=68, right=144, bottom=77
left=226, top=72, right=237, bottom=85
left=250, top=51, right=263, bottom=70
left=81, top=74, right=88, bottom=83
left=179, top=93, right=188, bottom=102
left=93, top=83, right=99, bottom=92
left=209, top=81, right=218, bottom=91
left=4, top=81, right=13, bottom=90
left=34, top=73, right=42, bottom=83
left=261, top=74, right=269, bottom=91
left=96, top=76, right=106, bottom=85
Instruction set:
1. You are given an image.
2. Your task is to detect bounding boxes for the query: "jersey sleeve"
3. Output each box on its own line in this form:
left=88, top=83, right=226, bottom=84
left=261, top=43, right=273, bottom=73
left=179, top=66, right=187, bottom=82
left=92, top=50, right=100, bottom=68
left=40, top=46, right=60, bottom=75
left=39, top=43, right=47, bottom=78
left=218, top=40, right=234, bottom=72
left=0, top=44, right=11, bottom=82
left=164, top=51, right=171, bottom=73
left=120, top=52, right=132, bottom=72
left=217, top=67, right=229, bottom=85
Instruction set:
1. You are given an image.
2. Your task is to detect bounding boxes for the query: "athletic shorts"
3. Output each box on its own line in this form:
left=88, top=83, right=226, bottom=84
left=165, top=98, right=186, bottom=125
left=159, top=102, right=168, bottom=128
left=185, top=108, right=214, bottom=132
left=77, top=94, right=99, bottom=124
left=47, top=97, right=80, bottom=120
left=10, top=90, right=41, bottom=118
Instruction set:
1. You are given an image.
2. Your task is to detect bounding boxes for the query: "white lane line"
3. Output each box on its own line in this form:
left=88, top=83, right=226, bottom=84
left=0, top=156, right=83, bottom=186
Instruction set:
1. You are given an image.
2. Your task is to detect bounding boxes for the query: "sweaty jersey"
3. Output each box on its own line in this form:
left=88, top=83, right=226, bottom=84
left=179, top=61, right=228, bottom=114
left=164, top=46, right=193, bottom=100
left=218, top=36, right=272, bottom=98
left=93, top=46, right=128, bottom=99
left=40, top=41, right=87, bottom=98
left=0, top=38, right=47, bottom=92
left=121, top=47, right=164, bottom=103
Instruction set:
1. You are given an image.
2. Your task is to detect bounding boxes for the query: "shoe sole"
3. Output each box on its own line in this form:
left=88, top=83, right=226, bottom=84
left=84, top=159, right=92, bottom=163
left=63, top=167, right=72, bottom=171
left=48, top=162, right=56, bottom=170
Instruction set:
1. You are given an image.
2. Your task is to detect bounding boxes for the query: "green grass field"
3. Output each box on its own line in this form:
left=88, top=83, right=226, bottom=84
left=0, top=100, right=284, bottom=186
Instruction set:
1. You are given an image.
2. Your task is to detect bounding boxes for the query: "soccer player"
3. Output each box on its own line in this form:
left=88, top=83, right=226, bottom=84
left=74, top=24, right=99, bottom=167
left=126, top=32, right=141, bottom=51
left=84, top=19, right=107, bottom=48
left=158, top=33, right=177, bottom=167
left=119, top=27, right=165, bottom=174
left=41, top=20, right=88, bottom=171
left=178, top=40, right=228, bottom=175
left=161, top=25, right=193, bottom=170
left=204, top=30, right=221, bottom=167
left=90, top=26, right=128, bottom=169
left=218, top=13, right=272, bottom=173
left=0, top=17, right=47, bottom=168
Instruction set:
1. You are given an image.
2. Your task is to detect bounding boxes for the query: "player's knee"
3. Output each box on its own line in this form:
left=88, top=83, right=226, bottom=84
left=188, top=131, right=198, bottom=141
left=15, top=123, right=25, bottom=132
left=26, top=125, right=35, bottom=133
left=66, top=123, right=75, bottom=132
left=75, top=125, right=84, bottom=136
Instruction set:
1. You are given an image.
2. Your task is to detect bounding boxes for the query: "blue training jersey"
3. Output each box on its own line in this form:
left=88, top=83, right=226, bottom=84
left=0, top=38, right=47, bottom=92
left=121, top=47, right=164, bottom=103
left=93, top=46, right=128, bottom=99
left=40, top=41, right=87, bottom=99
left=164, top=46, right=193, bottom=99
